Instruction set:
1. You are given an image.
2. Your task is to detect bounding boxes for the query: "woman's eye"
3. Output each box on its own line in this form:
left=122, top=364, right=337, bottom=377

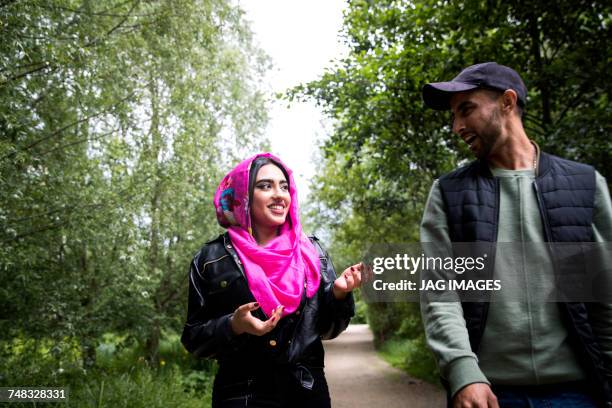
left=257, top=183, right=271, bottom=190
left=281, top=184, right=289, bottom=191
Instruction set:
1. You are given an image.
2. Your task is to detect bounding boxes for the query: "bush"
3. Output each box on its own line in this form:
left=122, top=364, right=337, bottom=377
left=68, top=365, right=212, bottom=408
left=366, top=302, right=440, bottom=385
left=352, top=298, right=368, bottom=323
left=0, top=332, right=216, bottom=407
left=366, top=303, right=422, bottom=346
left=378, top=335, right=440, bottom=385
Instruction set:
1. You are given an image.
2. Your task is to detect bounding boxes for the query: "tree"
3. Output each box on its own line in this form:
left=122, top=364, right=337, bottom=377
left=0, top=0, right=268, bottom=381
left=293, top=0, right=610, bottom=380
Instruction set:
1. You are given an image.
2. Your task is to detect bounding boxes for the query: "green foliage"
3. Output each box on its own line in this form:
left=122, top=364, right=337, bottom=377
left=352, top=295, right=368, bottom=324
left=295, top=0, right=610, bottom=386
left=67, top=365, right=213, bottom=408
left=378, top=335, right=439, bottom=385
left=1, top=331, right=215, bottom=407
left=1, top=0, right=267, bottom=393
left=366, top=303, right=422, bottom=346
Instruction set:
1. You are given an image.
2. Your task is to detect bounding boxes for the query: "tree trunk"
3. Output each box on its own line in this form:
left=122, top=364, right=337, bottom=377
left=528, top=11, right=551, bottom=128
left=80, top=244, right=97, bottom=369
left=144, top=77, right=163, bottom=366
left=145, top=321, right=160, bottom=367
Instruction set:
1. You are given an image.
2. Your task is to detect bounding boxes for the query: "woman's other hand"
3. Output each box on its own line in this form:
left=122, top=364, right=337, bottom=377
left=230, top=302, right=284, bottom=336
left=333, top=262, right=364, bottom=300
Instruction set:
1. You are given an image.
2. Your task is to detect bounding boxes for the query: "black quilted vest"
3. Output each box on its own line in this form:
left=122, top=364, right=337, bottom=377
left=438, top=152, right=611, bottom=404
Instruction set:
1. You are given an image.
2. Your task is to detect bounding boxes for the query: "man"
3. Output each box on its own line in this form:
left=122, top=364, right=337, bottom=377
left=419, top=62, right=612, bottom=407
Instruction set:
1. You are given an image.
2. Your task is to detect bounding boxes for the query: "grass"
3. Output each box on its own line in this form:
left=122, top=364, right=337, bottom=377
left=1, top=332, right=215, bottom=407
left=69, top=365, right=212, bottom=408
left=377, top=336, right=441, bottom=386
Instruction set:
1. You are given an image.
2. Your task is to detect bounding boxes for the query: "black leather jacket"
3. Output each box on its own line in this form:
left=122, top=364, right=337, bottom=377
left=181, top=233, right=354, bottom=374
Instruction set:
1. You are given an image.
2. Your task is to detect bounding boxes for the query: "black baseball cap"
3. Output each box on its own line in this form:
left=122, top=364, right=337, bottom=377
left=422, top=62, right=527, bottom=110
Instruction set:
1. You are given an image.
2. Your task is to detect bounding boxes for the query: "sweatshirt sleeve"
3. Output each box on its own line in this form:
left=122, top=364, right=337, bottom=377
left=419, top=180, right=490, bottom=397
left=587, top=172, right=612, bottom=369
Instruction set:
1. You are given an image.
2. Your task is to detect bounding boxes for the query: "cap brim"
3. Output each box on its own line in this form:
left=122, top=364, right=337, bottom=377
left=422, top=81, right=479, bottom=110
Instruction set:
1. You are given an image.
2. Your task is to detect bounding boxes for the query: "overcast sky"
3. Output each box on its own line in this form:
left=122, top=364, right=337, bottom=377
left=239, top=0, right=349, bottom=202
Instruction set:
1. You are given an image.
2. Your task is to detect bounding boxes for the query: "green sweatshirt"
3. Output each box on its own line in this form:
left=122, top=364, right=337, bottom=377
left=420, top=167, right=612, bottom=397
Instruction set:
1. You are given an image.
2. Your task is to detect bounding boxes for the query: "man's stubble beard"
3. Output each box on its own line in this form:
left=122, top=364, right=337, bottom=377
left=475, top=108, right=502, bottom=160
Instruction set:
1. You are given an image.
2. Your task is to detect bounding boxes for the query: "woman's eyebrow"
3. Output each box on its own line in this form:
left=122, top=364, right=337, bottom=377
left=255, top=178, right=288, bottom=184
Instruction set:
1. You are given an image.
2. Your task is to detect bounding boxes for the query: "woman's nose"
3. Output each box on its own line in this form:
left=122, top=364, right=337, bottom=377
left=271, top=185, right=283, bottom=196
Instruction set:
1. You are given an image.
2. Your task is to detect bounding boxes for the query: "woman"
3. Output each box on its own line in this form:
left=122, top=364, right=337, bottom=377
left=181, top=153, right=362, bottom=407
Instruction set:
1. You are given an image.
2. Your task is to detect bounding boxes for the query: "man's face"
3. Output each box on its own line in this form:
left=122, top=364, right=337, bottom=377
left=449, top=89, right=503, bottom=159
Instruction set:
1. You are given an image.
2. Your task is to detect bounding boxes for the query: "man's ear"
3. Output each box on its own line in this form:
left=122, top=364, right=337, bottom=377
left=501, top=89, right=518, bottom=114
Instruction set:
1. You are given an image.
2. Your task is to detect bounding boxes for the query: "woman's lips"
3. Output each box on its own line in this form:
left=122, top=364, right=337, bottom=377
left=268, top=204, right=286, bottom=215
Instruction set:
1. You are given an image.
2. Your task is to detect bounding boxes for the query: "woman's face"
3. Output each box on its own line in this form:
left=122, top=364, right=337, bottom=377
left=251, top=164, right=291, bottom=230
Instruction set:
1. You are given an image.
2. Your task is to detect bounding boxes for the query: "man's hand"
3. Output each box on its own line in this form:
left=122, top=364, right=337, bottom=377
left=453, top=383, right=499, bottom=408
left=230, top=302, right=283, bottom=336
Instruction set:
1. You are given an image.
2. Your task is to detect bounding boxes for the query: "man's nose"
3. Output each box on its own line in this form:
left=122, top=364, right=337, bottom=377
left=452, top=117, right=465, bottom=135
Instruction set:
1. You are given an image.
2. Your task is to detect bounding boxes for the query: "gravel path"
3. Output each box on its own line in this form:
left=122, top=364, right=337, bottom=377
left=324, top=324, right=446, bottom=408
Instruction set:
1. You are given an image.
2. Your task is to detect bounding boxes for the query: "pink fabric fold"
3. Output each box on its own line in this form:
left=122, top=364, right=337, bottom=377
left=213, top=153, right=320, bottom=318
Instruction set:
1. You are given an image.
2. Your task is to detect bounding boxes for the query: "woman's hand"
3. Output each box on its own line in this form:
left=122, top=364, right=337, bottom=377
left=333, top=262, right=364, bottom=300
left=229, top=302, right=284, bottom=336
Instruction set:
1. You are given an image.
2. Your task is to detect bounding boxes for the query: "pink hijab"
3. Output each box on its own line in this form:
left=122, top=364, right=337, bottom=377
left=213, top=153, right=321, bottom=318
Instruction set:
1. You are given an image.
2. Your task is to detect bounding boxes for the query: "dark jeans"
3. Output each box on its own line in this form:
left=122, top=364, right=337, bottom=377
left=212, top=363, right=331, bottom=408
left=492, top=382, right=598, bottom=408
